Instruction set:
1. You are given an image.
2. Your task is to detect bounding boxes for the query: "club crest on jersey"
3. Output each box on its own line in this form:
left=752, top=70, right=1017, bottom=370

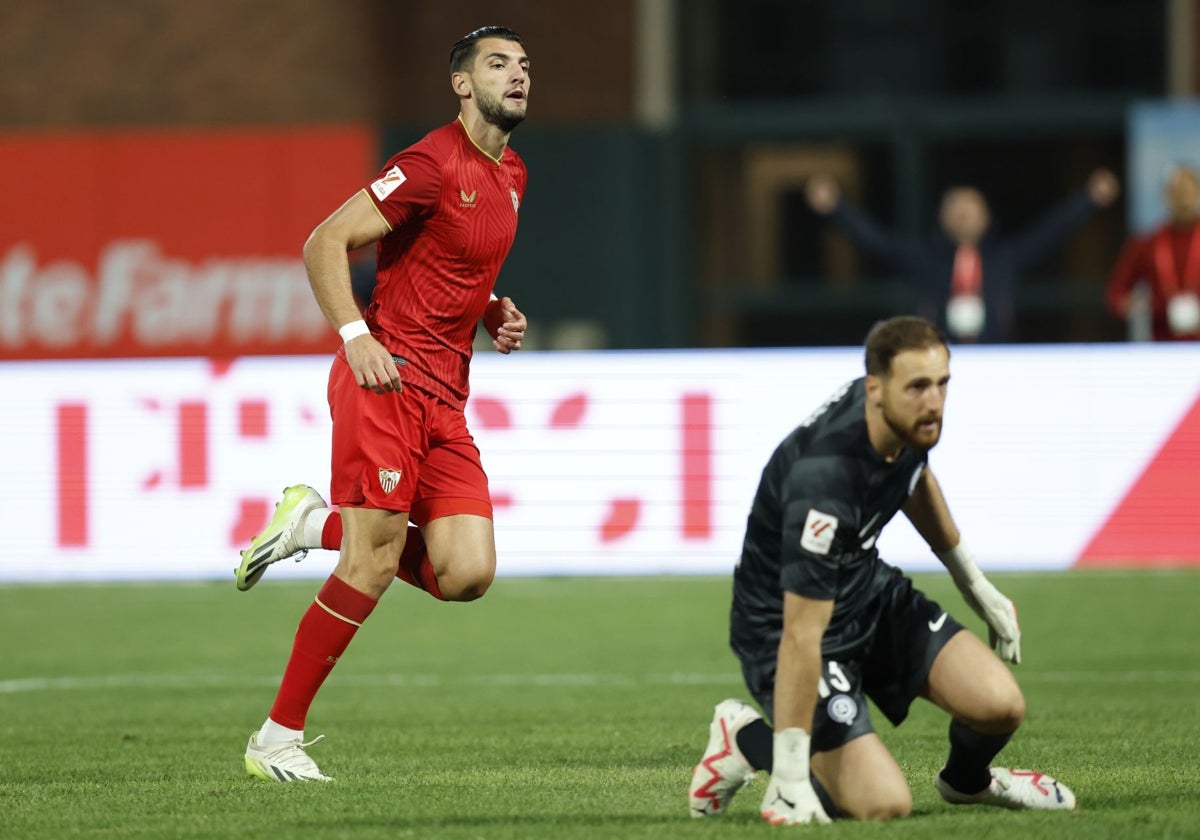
left=801, top=509, right=838, bottom=555
left=510, top=188, right=520, bottom=213
left=828, top=694, right=858, bottom=726
left=459, top=189, right=477, bottom=207
left=370, top=166, right=406, bottom=201
left=378, top=468, right=402, bottom=495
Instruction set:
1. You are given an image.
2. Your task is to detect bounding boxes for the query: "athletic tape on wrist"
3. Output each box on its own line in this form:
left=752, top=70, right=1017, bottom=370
left=338, top=319, right=370, bottom=343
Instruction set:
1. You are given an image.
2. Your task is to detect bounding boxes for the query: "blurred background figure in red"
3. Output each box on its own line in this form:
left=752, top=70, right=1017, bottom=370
left=1106, top=163, right=1200, bottom=341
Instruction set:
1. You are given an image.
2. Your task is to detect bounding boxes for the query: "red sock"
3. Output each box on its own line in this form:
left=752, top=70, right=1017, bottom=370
left=396, top=525, right=444, bottom=600
left=268, top=575, right=377, bottom=730
left=320, top=512, right=343, bottom=551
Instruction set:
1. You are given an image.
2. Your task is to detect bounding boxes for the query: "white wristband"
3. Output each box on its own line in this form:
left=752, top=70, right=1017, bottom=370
left=772, top=728, right=812, bottom=782
left=338, top=319, right=370, bottom=343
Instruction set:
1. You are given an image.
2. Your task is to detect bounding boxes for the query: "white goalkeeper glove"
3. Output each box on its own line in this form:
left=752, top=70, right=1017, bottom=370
left=938, top=542, right=1021, bottom=664
left=760, top=728, right=831, bottom=826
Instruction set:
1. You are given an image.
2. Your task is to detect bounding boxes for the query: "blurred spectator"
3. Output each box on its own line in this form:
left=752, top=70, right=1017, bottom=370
left=807, top=170, right=1119, bottom=342
left=1105, top=163, right=1200, bottom=341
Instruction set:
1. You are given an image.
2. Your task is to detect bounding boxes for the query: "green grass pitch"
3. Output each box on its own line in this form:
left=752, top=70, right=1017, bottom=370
left=1, top=570, right=1197, bottom=839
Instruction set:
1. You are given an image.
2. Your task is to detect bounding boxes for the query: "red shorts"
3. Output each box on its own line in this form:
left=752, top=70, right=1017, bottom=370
left=326, top=348, right=492, bottom=524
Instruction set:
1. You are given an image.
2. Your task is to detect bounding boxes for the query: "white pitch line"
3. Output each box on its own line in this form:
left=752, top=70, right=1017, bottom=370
left=0, top=670, right=1198, bottom=695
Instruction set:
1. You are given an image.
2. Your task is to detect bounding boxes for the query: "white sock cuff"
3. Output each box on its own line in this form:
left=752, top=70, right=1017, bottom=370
left=302, top=507, right=332, bottom=549
left=259, top=717, right=304, bottom=746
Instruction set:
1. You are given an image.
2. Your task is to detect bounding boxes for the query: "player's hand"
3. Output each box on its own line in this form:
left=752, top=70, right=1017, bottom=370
left=805, top=174, right=841, bottom=215
left=958, top=577, right=1021, bottom=664
left=760, top=776, right=831, bottom=826
left=1087, top=168, right=1120, bottom=208
left=344, top=333, right=403, bottom=394
left=484, top=296, right=527, bottom=354
left=759, top=728, right=831, bottom=826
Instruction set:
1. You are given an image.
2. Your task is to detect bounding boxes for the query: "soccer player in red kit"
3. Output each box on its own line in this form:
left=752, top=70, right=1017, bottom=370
left=238, top=25, right=531, bottom=782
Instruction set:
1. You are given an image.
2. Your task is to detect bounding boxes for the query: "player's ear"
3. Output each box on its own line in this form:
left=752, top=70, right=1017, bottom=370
left=865, top=374, right=883, bottom=407
left=451, top=71, right=472, bottom=98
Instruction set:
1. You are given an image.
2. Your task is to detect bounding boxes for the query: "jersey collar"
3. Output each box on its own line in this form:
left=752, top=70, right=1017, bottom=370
left=457, top=114, right=504, bottom=166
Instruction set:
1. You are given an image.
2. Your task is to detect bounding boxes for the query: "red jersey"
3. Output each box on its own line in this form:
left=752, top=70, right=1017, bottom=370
left=363, top=117, right=526, bottom=407
left=1106, top=221, right=1200, bottom=340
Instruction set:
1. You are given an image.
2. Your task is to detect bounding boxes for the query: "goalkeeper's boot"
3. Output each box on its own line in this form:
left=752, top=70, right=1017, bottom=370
left=245, top=731, right=332, bottom=782
left=688, top=698, right=760, bottom=817
left=235, top=485, right=327, bottom=591
left=936, top=767, right=1076, bottom=811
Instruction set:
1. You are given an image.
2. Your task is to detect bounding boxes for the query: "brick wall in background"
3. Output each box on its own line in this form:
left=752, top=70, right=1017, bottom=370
left=0, top=0, right=634, bottom=128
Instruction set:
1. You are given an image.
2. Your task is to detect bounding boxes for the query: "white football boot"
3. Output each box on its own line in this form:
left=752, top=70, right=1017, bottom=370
left=244, top=731, right=332, bottom=782
left=235, top=485, right=327, bottom=591
left=936, top=767, right=1077, bottom=811
left=688, top=698, right=761, bottom=817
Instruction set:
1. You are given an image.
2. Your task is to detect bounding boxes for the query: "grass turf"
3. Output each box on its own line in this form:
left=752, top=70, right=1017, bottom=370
left=1, top=570, right=1197, bottom=839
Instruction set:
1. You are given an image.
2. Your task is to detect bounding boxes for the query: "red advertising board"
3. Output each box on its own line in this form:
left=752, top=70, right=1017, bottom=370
left=0, top=126, right=375, bottom=358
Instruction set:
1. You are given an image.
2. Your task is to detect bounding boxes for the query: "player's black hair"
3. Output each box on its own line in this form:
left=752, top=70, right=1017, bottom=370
left=864, top=316, right=949, bottom=377
left=450, top=26, right=524, bottom=72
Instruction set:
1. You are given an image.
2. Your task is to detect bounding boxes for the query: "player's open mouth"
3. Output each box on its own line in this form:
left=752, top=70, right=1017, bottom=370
left=506, top=90, right=526, bottom=101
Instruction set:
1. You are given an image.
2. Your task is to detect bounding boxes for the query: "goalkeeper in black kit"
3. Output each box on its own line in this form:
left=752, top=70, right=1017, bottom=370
left=688, top=315, right=1076, bottom=824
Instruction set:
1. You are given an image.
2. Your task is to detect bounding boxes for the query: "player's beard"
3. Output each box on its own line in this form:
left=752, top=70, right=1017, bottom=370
left=474, top=86, right=526, bottom=133
left=882, top=405, right=942, bottom=452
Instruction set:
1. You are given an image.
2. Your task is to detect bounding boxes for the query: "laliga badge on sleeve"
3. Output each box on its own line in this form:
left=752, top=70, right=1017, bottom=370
left=371, top=166, right=407, bottom=201
left=801, top=509, right=838, bottom=555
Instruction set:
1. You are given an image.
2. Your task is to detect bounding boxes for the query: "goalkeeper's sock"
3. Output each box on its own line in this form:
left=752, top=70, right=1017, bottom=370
left=735, top=717, right=772, bottom=770
left=267, top=575, right=377, bottom=730
left=736, top=718, right=839, bottom=818
left=941, top=719, right=1012, bottom=794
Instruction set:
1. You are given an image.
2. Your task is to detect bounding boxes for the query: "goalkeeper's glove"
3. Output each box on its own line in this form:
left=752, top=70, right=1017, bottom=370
left=938, top=542, right=1021, bottom=664
left=760, top=729, right=831, bottom=826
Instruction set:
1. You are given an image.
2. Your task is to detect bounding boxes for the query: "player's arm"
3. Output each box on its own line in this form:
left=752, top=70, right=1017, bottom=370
left=903, top=468, right=1021, bottom=664
left=826, top=198, right=923, bottom=269
left=761, top=591, right=833, bottom=826
left=303, top=191, right=401, bottom=393
left=1007, top=186, right=1100, bottom=269
left=899, top=465, right=958, bottom=552
left=774, top=591, right=832, bottom=731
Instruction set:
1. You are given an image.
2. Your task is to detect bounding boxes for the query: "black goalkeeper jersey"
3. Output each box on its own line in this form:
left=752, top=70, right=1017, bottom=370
left=730, top=377, right=929, bottom=663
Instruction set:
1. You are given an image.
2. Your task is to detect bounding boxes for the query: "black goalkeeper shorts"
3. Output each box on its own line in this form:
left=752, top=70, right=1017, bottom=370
left=737, top=576, right=965, bottom=754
